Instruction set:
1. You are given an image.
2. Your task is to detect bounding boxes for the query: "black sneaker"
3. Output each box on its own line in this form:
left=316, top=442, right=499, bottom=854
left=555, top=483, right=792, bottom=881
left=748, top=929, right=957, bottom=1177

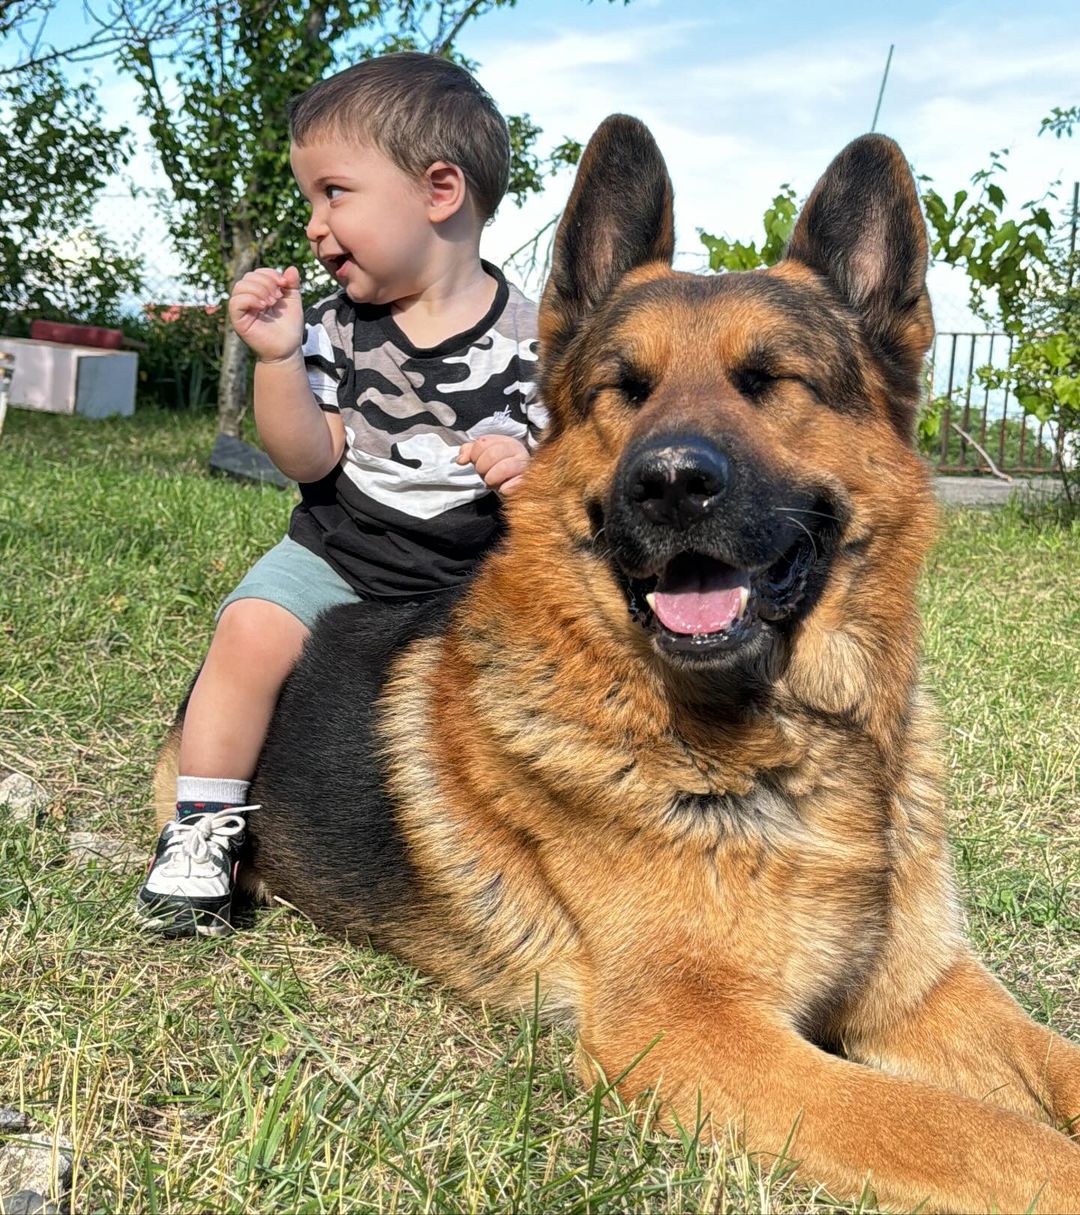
left=135, top=807, right=254, bottom=937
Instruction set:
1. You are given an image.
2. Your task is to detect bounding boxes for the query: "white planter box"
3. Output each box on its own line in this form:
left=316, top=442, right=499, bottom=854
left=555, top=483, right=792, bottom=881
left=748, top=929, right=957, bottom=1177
left=0, top=336, right=137, bottom=418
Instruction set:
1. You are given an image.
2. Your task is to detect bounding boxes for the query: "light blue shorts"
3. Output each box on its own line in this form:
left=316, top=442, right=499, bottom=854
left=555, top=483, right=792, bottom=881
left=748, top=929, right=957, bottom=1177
left=217, top=536, right=362, bottom=631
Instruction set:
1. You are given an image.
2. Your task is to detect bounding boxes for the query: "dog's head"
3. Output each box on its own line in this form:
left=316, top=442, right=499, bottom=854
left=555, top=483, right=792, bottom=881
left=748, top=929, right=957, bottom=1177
left=530, top=116, right=937, bottom=705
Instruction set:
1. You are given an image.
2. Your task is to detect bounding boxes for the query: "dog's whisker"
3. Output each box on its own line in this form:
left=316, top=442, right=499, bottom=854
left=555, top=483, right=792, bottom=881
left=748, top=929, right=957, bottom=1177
left=786, top=514, right=820, bottom=561
left=773, top=506, right=837, bottom=522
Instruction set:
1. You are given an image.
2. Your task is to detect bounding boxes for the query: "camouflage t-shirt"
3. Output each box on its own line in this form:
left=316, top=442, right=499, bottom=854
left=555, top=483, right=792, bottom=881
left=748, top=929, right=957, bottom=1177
left=288, top=264, right=546, bottom=599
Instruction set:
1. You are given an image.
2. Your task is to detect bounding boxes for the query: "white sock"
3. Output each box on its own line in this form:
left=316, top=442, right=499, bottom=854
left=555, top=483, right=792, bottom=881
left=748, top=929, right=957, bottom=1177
left=175, top=776, right=251, bottom=817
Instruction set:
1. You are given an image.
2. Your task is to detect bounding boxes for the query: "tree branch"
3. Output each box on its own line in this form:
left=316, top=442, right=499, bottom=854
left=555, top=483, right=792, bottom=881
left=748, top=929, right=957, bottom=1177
left=950, top=422, right=1013, bottom=483
left=431, top=0, right=489, bottom=54
left=1, top=0, right=223, bottom=74
left=0, top=27, right=122, bottom=73
left=131, top=38, right=194, bottom=203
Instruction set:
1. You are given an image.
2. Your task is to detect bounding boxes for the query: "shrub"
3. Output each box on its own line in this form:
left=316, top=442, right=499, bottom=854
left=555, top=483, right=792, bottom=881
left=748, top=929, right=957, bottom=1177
left=127, top=304, right=224, bottom=411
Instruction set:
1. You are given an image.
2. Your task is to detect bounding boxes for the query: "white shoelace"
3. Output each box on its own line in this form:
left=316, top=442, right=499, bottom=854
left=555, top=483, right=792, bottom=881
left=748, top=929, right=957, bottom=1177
left=159, top=805, right=258, bottom=874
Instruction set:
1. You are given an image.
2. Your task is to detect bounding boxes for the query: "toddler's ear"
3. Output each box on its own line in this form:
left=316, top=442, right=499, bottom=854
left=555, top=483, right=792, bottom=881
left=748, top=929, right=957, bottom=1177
left=426, top=162, right=468, bottom=223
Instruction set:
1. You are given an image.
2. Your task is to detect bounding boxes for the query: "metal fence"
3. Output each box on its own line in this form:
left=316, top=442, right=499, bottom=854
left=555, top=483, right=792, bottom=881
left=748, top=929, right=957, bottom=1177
left=928, top=331, right=1060, bottom=475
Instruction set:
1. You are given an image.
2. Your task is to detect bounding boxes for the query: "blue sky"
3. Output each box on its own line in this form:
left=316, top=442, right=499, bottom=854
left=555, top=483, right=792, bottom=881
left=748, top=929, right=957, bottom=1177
left=5, top=0, right=1079, bottom=328
left=458, top=0, right=1080, bottom=327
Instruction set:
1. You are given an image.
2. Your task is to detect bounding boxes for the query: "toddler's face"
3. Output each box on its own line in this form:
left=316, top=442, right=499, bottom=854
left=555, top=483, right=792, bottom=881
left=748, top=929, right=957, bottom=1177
left=291, top=137, right=437, bottom=306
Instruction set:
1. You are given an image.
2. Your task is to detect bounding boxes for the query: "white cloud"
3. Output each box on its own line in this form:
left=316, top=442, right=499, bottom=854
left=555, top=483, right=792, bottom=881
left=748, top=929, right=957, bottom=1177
left=473, top=3, right=1080, bottom=323
left=76, top=0, right=1079, bottom=332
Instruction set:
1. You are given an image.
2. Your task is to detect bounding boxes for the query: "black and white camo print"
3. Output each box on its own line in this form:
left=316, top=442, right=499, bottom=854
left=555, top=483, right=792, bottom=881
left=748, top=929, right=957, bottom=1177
left=288, top=264, right=548, bottom=599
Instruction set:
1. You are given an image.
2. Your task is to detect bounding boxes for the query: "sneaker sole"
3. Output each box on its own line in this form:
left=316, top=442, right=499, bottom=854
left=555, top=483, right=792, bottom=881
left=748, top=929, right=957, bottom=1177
left=135, top=898, right=233, bottom=938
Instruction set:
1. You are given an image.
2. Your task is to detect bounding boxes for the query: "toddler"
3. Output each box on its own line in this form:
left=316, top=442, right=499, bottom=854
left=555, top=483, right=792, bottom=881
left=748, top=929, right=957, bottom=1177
left=136, top=52, right=545, bottom=936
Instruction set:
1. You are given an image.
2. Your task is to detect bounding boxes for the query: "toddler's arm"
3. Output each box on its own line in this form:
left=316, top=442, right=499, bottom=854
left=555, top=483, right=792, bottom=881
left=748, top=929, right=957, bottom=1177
left=228, top=266, right=344, bottom=482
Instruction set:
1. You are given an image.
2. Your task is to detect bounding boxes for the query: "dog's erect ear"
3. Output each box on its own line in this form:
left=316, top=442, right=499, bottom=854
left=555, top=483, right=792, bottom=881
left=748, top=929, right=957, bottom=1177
left=540, top=115, right=674, bottom=363
left=785, top=134, right=934, bottom=433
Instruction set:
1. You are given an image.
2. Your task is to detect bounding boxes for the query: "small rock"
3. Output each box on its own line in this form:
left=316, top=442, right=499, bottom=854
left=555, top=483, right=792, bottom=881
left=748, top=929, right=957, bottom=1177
left=66, top=831, right=144, bottom=871
left=0, top=1134, right=73, bottom=1201
left=0, top=774, right=51, bottom=827
left=0, top=1191, right=59, bottom=1215
left=0, top=1111, right=30, bottom=1135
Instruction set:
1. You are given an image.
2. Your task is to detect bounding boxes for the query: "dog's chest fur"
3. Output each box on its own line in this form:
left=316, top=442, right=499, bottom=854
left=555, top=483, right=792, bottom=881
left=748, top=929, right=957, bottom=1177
left=381, top=636, right=920, bottom=1035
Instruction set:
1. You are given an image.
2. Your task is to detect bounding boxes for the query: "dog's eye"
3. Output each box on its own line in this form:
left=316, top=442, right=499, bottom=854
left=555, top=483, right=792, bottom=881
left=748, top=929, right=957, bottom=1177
left=588, top=369, right=653, bottom=409
left=619, top=372, right=652, bottom=407
left=733, top=367, right=777, bottom=400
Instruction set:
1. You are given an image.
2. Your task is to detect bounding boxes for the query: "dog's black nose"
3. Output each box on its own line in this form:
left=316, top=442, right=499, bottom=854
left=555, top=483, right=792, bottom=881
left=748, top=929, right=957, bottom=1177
left=627, top=439, right=731, bottom=529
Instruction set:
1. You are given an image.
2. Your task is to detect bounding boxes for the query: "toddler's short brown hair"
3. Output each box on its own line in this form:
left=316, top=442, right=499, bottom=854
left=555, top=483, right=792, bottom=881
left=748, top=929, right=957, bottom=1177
left=289, top=52, right=510, bottom=221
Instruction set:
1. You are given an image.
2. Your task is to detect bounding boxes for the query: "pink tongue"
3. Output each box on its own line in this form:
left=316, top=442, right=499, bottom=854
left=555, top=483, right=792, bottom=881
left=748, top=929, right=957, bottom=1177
left=653, top=586, right=745, bottom=635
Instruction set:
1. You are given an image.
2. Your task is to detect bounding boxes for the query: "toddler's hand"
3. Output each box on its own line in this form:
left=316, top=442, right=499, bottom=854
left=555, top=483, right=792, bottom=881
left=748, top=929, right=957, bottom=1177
left=457, top=435, right=530, bottom=497
left=228, top=266, right=304, bottom=363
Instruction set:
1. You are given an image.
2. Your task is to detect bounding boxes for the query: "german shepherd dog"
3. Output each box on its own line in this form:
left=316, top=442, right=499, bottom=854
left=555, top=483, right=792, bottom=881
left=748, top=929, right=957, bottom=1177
left=156, top=118, right=1080, bottom=1211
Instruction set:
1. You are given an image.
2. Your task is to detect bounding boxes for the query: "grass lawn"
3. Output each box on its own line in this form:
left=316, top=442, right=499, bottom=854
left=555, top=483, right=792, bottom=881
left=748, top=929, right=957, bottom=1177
left=1, top=408, right=1078, bottom=1213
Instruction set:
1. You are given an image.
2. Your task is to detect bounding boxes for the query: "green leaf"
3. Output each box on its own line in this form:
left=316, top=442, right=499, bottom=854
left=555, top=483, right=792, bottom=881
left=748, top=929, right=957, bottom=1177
left=0, top=64, right=140, bottom=324
left=1052, top=374, right=1080, bottom=407
left=1018, top=392, right=1053, bottom=422
left=1036, top=334, right=1078, bottom=370
left=699, top=231, right=764, bottom=272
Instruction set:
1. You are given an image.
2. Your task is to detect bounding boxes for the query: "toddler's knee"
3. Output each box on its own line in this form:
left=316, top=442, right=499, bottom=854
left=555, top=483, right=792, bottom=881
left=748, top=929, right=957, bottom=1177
left=213, top=598, right=306, bottom=665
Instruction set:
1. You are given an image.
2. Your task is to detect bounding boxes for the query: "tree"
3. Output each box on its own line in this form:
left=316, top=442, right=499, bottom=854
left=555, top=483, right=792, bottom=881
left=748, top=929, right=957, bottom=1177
left=122, top=0, right=583, bottom=437
left=986, top=261, right=1080, bottom=505
left=0, top=63, right=142, bottom=331
left=920, top=150, right=1055, bottom=326
left=3, top=0, right=584, bottom=437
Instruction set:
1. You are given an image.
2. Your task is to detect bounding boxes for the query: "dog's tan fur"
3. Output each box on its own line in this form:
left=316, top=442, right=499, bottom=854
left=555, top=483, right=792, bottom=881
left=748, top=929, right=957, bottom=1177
left=156, top=118, right=1080, bottom=1211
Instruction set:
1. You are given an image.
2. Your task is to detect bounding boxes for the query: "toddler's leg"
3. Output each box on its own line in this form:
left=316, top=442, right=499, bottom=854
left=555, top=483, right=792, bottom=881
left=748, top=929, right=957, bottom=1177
left=137, top=599, right=309, bottom=938
left=179, top=598, right=309, bottom=780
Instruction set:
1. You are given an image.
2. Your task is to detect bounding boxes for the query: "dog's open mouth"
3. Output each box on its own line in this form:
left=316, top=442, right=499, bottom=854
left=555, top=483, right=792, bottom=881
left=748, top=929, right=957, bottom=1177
left=623, top=528, right=823, bottom=655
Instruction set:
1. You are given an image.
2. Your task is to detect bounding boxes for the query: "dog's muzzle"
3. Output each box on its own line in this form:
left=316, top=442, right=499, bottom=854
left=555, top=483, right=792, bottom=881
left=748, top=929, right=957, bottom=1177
left=603, top=434, right=843, bottom=660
